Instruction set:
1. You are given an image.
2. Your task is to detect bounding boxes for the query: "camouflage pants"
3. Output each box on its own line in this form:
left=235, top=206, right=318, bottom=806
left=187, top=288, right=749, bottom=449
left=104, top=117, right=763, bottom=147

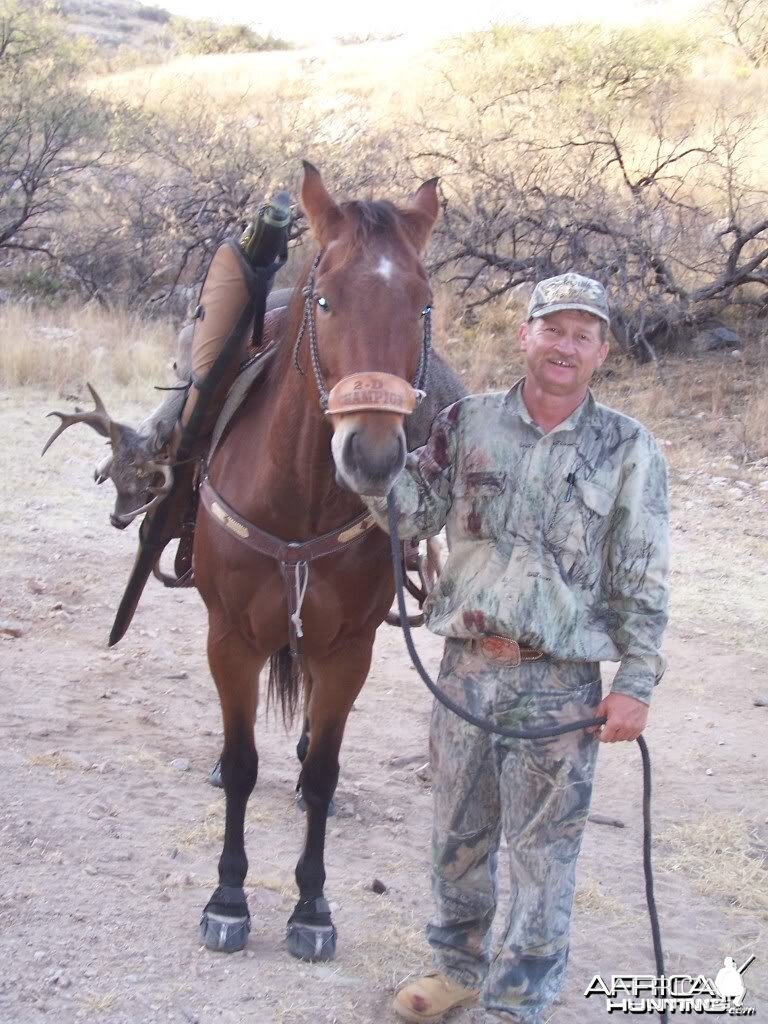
left=427, top=638, right=601, bottom=1023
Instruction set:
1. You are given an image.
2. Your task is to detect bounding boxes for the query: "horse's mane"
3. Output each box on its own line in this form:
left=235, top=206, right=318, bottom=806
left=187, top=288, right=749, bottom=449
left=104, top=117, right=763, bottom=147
left=272, top=199, right=408, bottom=377
left=341, top=200, right=401, bottom=247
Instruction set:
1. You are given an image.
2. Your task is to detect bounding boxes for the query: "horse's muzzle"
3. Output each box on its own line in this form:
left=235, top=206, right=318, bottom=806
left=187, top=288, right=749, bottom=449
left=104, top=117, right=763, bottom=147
left=332, top=422, right=406, bottom=497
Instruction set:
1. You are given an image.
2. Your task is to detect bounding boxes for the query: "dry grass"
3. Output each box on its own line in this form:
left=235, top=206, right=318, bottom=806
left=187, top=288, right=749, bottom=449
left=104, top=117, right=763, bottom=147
left=130, top=748, right=166, bottom=773
left=79, top=992, right=119, bottom=1014
left=0, top=303, right=175, bottom=398
left=172, top=800, right=279, bottom=850
left=274, top=1001, right=312, bottom=1024
left=343, top=896, right=430, bottom=986
left=662, top=815, right=768, bottom=917
left=172, top=803, right=224, bottom=849
left=249, top=873, right=297, bottom=899
left=573, top=878, right=623, bottom=916
left=26, top=751, right=83, bottom=771
left=598, top=347, right=768, bottom=466
left=88, top=38, right=447, bottom=118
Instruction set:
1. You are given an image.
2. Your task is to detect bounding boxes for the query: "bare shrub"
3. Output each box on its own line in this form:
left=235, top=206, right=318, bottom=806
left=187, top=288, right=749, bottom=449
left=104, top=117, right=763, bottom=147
left=0, top=1, right=118, bottom=257
left=166, top=16, right=291, bottom=56
left=2, top=10, right=766, bottom=360
left=43, top=85, right=403, bottom=311
left=417, top=24, right=768, bottom=360
left=710, top=0, right=768, bottom=68
left=135, top=5, right=170, bottom=24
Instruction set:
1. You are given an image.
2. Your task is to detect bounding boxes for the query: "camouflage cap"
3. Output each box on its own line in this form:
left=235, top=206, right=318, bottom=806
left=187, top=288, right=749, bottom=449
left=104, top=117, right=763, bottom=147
left=527, top=272, right=610, bottom=325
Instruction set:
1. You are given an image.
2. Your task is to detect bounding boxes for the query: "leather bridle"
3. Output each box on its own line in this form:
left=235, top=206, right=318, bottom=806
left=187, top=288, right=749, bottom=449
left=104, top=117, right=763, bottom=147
left=292, top=251, right=432, bottom=416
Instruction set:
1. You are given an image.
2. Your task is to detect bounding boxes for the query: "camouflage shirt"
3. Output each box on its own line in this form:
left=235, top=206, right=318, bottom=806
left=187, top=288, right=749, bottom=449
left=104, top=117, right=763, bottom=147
left=367, top=379, right=669, bottom=703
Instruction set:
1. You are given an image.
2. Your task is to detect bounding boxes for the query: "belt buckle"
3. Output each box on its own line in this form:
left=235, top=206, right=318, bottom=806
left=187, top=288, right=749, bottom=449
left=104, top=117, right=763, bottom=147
left=481, top=635, right=522, bottom=667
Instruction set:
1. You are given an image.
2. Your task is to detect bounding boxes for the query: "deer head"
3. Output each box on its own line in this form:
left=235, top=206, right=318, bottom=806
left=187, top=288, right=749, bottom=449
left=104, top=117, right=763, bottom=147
left=42, top=383, right=173, bottom=529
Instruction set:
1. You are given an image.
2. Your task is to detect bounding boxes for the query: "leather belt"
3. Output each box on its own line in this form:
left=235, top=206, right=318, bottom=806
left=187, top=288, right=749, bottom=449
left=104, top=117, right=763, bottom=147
left=474, top=635, right=544, bottom=667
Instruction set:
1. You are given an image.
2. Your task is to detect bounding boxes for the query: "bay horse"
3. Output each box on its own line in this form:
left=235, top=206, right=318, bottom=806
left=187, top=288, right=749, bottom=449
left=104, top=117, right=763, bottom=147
left=195, top=162, right=443, bottom=961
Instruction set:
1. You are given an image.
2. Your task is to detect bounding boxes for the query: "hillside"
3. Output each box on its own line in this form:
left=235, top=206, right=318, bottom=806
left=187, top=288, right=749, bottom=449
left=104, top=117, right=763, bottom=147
left=55, top=0, right=171, bottom=51
left=87, top=34, right=447, bottom=114
left=4, top=0, right=765, bottom=360
left=51, top=0, right=289, bottom=60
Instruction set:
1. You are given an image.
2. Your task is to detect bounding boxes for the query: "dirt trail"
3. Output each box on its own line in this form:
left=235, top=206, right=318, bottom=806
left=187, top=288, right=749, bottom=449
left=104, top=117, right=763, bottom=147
left=1, top=391, right=766, bottom=1024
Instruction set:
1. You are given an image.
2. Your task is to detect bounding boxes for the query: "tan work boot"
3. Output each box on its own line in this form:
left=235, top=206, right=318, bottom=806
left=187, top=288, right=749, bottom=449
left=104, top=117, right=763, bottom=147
left=394, top=972, right=480, bottom=1022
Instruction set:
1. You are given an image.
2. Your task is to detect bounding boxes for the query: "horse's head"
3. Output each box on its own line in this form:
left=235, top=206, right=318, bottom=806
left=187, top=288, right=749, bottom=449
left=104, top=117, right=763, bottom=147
left=299, top=162, right=439, bottom=497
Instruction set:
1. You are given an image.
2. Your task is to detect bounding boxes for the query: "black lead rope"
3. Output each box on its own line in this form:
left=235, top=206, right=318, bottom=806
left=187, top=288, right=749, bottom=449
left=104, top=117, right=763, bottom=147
left=386, top=493, right=667, bottom=1023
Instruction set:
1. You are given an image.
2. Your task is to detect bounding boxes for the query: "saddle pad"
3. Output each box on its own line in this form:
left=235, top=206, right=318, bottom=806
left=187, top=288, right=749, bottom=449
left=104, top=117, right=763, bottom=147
left=208, top=343, right=278, bottom=460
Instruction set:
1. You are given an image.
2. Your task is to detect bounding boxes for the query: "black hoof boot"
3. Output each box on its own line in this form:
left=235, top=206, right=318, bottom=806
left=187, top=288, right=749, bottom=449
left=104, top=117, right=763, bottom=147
left=200, top=885, right=250, bottom=953
left=208, top=759, right=223, bottom=788
left=294, top=790, right=336, bottom=817
left=286, top=897, right=337, bottom=961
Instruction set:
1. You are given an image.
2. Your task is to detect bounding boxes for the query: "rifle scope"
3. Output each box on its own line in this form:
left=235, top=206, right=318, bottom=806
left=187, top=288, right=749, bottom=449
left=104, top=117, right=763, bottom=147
left=240, top=191, right=292, bottom=269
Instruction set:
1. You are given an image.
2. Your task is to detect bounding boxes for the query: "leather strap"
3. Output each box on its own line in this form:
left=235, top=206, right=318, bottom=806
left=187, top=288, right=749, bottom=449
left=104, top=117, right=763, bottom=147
left=326, top=371, right=420, bottom=416
left=199, top=478, right=377, bottom=563
left=208, top=343, right=278, bottom=462
left=199, top=478, right=380, bottom=657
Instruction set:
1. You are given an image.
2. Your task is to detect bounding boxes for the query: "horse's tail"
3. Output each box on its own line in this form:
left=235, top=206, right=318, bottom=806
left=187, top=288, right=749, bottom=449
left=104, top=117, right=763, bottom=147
left=267, top=646, right=304, bottom=726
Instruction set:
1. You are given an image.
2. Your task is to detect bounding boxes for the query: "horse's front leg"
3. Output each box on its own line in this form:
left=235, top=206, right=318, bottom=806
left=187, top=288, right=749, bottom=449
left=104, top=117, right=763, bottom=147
left=200, top=625, right=263, bottom=953
left=295, top=710, right=337, bottom=817
left=287, top=640, right=372, bottom=961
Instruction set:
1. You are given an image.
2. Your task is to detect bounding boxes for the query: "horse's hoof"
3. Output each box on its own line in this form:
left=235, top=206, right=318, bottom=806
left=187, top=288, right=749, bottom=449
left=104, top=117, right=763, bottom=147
left=286, top=920, right=337, bottom=961
left=200, top=910, right=250, bottom=953
left=294, top=791, right=336, bottom=817
left=208, top=760, right=223, bottom=788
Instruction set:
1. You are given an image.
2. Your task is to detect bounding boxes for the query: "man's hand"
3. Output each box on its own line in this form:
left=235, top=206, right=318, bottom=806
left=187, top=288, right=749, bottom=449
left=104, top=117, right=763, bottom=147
left=589, top=693, right=649, bottom=743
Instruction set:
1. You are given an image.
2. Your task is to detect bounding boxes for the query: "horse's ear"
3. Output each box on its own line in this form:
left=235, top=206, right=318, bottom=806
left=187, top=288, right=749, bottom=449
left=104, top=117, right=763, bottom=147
left=401, top=177, right=440, bottom=252
left=301, top=161, right=344, bottom=245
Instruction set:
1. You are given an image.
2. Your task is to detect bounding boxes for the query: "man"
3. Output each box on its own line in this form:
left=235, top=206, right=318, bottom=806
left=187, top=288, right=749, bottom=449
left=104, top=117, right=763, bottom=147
left=363, top=273, right=669, bottom=1023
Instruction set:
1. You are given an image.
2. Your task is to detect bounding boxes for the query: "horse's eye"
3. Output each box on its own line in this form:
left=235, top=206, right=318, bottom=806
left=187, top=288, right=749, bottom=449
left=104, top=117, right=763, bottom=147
left=422, top=305, right=432, bottom=317
left=316, top=296, right=330, bottom=311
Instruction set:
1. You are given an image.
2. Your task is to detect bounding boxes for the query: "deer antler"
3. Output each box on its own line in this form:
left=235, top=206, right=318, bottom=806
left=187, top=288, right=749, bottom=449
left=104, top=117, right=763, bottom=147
left=41, top=383, right=113, bottom=456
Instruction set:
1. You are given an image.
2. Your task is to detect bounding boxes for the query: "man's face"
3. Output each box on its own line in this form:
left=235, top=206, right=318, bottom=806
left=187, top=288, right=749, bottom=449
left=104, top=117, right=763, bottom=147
left=518, top=309, right=609, bottom=397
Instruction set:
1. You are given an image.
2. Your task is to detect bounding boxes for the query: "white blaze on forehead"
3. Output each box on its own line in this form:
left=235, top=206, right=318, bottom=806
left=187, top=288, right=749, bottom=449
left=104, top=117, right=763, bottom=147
left=376, top=257, right=394, bottom=280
